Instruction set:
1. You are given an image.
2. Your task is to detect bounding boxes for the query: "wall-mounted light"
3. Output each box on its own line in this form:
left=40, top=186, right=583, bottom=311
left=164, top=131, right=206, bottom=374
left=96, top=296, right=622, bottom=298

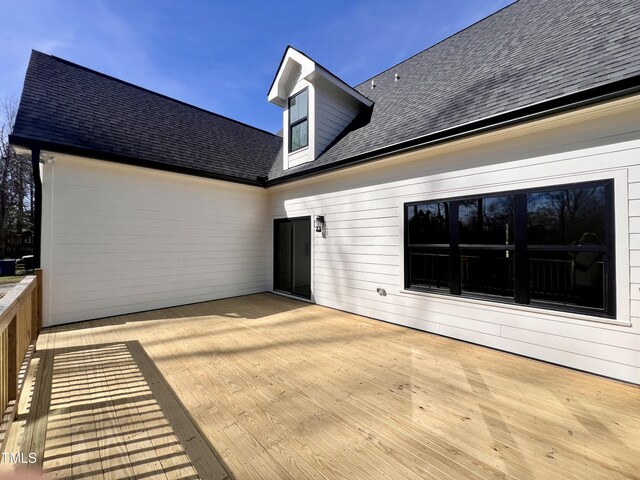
left=314, top=215, right=325, bottom=233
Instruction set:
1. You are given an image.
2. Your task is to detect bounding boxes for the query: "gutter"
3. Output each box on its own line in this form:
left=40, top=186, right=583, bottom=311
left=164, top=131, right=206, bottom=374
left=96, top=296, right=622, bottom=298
left=266, top=74, right=640, bottom=187
left=6, top=137, right=264, bottom=188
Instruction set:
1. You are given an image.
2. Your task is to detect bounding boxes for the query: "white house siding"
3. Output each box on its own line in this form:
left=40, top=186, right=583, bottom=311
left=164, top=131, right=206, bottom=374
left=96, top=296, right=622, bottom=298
left=314, top=87, right=360, bottom=158
left=40, top=154, right=271, bottom=326
left=269, top=95, right=640, bottom=384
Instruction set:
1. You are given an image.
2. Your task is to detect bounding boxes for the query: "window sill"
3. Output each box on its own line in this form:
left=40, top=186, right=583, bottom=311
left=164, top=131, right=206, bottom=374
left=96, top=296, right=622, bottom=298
left=398, top=288, right=632, bottom=328
left=288, top=146, right=309, bottom=156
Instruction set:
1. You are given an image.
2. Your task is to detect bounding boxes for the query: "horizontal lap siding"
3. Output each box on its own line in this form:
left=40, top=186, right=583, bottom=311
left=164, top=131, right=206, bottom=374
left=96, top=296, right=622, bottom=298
left=315, top=88, right=359, bottom=158
left=42, top=155, right=270, bottom=326
left=271, top=98, right=640, bottom=384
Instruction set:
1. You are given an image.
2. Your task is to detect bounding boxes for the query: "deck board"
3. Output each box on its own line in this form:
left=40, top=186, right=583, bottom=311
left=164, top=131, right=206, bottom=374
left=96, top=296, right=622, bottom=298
left=3, top=292, right=640, bottom=479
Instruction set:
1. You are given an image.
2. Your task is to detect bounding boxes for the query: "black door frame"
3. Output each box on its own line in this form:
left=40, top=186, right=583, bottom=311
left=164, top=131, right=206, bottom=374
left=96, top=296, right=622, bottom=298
left=273, top=216, right=311, bottom=299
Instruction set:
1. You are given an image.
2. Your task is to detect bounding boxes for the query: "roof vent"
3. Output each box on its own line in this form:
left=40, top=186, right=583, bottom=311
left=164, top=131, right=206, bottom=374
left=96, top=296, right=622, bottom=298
left=394, top=73, right=399, bottom=81
left=371, top=79, right=376, bottom=89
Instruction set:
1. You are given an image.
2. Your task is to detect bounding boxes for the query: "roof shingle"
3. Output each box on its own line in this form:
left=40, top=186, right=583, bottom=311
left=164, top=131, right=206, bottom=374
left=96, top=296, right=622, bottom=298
left=11, top=52, right=282, bottom=184
left=11, top=0, right=640, bottom=185
left=268, top=0, right=640, bottom=180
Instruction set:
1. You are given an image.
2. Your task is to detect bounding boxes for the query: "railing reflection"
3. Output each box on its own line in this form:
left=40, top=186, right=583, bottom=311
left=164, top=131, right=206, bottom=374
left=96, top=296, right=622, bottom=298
left=410, top=253, right=603, bottom=306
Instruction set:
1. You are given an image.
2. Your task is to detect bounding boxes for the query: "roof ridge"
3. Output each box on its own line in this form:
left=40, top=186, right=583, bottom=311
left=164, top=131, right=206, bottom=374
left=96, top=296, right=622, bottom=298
left=31, top=50, right=280, bottom=139
left=354, top=0, right=519, bottom=89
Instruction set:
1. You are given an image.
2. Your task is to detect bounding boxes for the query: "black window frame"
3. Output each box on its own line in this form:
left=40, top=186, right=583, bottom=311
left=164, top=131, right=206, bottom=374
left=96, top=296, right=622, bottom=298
left=404, top=179, right=616, bottom=318
left=288, top=88, right=309, bottom=153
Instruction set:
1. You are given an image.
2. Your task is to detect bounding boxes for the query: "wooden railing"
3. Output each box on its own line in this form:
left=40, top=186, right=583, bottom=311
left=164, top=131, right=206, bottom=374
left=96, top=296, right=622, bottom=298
left=0, top=270, right=42, bottom=443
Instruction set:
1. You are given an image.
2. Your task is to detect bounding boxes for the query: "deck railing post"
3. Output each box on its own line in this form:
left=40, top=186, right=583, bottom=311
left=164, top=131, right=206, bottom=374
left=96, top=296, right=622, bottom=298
left=1, top=328, right=7, bottom=414
left=7, top=317, right=17, bottom=403
left=35, top=268, right=43, bottom=335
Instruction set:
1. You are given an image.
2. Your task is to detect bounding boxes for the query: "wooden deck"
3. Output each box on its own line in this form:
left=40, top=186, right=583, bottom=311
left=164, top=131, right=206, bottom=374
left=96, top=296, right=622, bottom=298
left=2, top=293, right=639, bottom=479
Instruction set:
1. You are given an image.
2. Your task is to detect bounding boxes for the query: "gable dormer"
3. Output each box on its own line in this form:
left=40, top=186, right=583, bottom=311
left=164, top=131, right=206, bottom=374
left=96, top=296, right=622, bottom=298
left=268, top=46, right=373, bottom=170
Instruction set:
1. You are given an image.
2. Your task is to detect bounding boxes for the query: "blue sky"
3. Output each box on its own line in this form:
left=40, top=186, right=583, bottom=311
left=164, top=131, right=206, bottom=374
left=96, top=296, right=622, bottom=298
left=1, top=0, right=513, bottom=133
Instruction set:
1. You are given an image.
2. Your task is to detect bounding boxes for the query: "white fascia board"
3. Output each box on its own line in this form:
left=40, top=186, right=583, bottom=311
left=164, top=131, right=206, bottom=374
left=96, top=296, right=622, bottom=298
left=268, top=46, right=373, bottom=109
left=268, top=48, right=316, bottom=106
left=310, top=66, right=374, bottom=108
left=12, top=145, right=32, bottom=156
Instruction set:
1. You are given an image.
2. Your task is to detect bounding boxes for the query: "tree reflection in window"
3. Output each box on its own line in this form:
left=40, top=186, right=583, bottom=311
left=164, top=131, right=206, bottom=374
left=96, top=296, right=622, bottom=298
left=527, top=186, right=605, bottom=245
left=527, top=185, right=607, bottom=311
left=407, top=201, right=450, bottom=290
left=405, top=180, right=614, bottom=317
left=459, top=196, right=514, bottom=245
left=408, top=202, right=449, bottom=244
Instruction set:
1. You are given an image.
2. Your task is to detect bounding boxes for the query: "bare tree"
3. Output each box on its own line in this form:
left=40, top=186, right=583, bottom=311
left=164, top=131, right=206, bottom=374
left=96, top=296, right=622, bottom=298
left=0, top=96, right=34, bottom=259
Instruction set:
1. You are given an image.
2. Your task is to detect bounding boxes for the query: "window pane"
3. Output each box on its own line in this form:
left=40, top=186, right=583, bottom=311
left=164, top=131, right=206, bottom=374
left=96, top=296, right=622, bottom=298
left=407, top=202, right=449, bottom=244
left=409, top=251, right=449, bottom=290
left=527, top=185, right=606, bottom=245
left=529, top=251, right=604, bottom=310
left=298, top=90, right=308, bottom=119
left=299, top=119, right=308, bottom=147
left=289, top=90, right=307, bottom=124
left=461, top=250, right=514, bottom=297
left=290, top=95, right=298, bottom=123
left=459, top=196, right=514, bottom=245
left=291, top=124, right=300, bottom=150
left=290, top=120, right=308, bottom=151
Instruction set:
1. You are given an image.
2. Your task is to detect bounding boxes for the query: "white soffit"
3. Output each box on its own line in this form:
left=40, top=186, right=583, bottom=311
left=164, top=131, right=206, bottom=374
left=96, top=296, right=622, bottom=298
left=268, top=46, right=373, bottom=108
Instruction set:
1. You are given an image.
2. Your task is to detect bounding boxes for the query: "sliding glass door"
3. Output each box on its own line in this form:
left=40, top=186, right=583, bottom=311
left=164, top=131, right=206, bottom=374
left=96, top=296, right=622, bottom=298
left=274, top=217, right=311, bottom=298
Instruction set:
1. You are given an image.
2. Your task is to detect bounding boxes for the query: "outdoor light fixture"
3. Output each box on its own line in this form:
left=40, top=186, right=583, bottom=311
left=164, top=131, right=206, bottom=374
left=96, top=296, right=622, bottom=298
left=314, top=215, right=325, bottom=233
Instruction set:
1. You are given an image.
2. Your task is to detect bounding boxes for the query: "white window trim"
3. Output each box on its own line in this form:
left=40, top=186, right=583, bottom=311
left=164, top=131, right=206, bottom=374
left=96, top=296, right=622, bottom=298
left=283, top=83, right=315, bottom=170
left=397, top=168, right=632, bottom=328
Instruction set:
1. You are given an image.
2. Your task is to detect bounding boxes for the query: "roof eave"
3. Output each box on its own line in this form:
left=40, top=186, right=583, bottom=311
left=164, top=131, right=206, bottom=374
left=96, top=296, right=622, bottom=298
left=266, top=74, right=640, bottom=187
left=268, top=46, right=373, bottom=108
left=8, top=135, right=265, bottom=187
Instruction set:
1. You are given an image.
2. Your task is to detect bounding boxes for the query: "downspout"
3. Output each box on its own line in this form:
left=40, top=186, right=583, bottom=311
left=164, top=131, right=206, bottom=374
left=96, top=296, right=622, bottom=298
left=31, top=147, right=42, bottom=268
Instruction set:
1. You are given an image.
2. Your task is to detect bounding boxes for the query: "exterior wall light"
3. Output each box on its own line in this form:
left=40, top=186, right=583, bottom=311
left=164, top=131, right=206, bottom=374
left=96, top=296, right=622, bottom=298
left=314, top=215, right=325, bottom=233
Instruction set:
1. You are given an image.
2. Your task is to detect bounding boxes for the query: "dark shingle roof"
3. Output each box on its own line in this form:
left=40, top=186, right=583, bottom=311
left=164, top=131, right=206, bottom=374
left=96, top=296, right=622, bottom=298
left=268, top=0, right=640, bottom=181
left=11, top=0, right=640, bottom=186
left=11, top=51, right=282, bottom=185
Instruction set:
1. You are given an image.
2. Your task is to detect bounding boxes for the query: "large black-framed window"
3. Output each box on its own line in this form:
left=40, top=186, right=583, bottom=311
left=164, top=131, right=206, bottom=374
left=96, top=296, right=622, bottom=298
left=288, top=89, right=308, bottom=152
left=405, top=179, right=616, bottom=318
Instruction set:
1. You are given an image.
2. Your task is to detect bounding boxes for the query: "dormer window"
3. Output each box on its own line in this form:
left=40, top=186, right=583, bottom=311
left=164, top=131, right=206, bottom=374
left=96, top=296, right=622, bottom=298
left=269, top=46, right=373, bottom=168
left=288, top=89, right=308, bottom=152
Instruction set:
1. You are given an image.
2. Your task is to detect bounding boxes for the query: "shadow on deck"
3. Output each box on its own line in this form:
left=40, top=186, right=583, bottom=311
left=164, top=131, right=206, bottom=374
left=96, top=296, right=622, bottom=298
left=5, top=340, right=229, bottom=480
